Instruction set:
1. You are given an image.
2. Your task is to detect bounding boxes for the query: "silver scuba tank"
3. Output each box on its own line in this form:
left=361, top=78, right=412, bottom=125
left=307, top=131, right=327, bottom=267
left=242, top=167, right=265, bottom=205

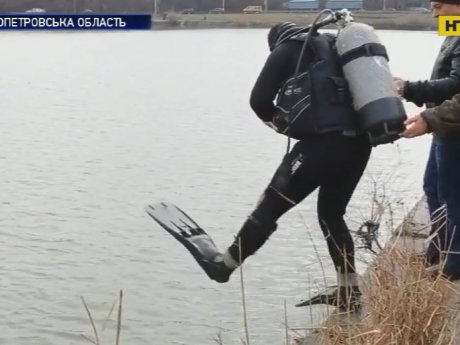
left=335, top=20, right=407, bottom=146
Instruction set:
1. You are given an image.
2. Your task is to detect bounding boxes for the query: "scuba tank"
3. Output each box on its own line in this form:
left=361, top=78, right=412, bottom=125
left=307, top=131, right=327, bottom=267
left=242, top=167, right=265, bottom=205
left=335, top=19, right=407, bottom=146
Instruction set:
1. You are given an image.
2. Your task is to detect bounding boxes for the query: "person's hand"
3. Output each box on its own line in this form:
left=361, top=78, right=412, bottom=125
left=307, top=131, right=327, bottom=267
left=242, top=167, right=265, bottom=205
left=393, top=77, right=406, bottom=97
left=400, top=114, right=429, bottom=138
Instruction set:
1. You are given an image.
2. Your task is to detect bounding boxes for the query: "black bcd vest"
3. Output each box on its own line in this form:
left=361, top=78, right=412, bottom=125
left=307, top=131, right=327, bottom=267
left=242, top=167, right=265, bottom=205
left=275, top=32, right=359, bottom=140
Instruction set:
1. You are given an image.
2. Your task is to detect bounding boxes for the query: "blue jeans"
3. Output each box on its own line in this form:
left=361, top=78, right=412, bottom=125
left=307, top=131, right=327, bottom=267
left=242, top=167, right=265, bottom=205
left=423, top=137, right=446, bottom=262
left=423, top=136, right=445, bottom=219
left=424, top=135, right=460, bottom=278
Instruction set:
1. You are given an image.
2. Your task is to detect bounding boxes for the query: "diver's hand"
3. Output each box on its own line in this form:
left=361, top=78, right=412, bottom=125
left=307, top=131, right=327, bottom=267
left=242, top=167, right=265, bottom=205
left=400, top=114, right=429, bottom=138
left=263, top=121, right=279, bottom=131
left=264, top=114, right=289, bottom=133
left=393, top=77, right=406, bottom=97
left=272, top=114, right=289, bottom=133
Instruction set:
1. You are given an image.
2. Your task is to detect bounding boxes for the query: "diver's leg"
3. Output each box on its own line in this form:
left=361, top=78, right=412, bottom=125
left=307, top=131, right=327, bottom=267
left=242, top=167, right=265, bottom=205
left=314, top=134, right=370, bottom=309
left=291, top=134, right=370, bottom=310
left=313, top=134, right=370, bottom=276
left=213, top=139, right=323, bottom=282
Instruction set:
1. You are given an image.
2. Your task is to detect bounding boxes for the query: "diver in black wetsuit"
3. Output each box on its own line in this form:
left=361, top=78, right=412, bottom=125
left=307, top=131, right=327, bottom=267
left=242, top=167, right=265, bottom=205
left=192, top=22, right=373, bottom=309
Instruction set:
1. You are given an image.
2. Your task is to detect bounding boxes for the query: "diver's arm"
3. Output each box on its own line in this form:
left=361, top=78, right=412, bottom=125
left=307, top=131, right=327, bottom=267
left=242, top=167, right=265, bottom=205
left=249, top=43, right=295, bottom=123
left=421, top=93, right=460, bottom=135
left=403, top=52, right=460, bottom=107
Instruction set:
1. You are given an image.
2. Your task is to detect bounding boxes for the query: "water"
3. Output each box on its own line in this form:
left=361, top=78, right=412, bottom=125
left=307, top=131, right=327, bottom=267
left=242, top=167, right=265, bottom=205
left=0, top=29, right=442, bottom=345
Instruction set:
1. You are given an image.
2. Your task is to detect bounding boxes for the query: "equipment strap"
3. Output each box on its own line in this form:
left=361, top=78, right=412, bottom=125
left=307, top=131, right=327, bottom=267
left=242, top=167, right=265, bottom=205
left=340, top=43, right=388, bottom=66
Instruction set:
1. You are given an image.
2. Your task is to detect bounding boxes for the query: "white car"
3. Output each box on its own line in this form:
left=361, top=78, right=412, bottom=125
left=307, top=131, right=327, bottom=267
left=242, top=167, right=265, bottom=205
left=25, top=8, right=46, bottom=13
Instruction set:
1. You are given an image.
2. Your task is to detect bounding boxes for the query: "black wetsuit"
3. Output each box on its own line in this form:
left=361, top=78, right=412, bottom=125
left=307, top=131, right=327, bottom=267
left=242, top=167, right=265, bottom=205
left=226, top=39, right=372, bottom=275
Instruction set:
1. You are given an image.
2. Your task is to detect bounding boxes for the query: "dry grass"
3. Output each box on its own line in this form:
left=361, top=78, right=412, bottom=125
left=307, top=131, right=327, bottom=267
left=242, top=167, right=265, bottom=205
left=310, top=247, right=460, bottom=345
left=81, top=290, right=123, bottom=345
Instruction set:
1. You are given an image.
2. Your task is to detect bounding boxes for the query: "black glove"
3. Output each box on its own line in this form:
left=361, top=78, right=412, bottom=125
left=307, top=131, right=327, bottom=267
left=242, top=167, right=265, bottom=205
left=264, top=114, right=289, bottom=133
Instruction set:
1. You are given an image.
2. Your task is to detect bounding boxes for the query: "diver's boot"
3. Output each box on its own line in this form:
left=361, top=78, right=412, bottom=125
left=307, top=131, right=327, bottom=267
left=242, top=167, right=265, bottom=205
left=296, top=285, right=362, bottom=312
left=202, top=251, right=238, bottom=283
left=227, top=216, right=278, bottom=262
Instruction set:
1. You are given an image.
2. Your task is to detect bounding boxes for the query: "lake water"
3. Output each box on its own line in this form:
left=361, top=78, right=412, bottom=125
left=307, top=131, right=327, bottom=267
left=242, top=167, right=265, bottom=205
left=0, top=28, right=442, bottom=345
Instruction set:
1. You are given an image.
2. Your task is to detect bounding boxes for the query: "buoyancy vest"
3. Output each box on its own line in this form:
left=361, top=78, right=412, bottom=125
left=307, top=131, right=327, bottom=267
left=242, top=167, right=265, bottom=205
left=275, top=32, right=359, bottom=140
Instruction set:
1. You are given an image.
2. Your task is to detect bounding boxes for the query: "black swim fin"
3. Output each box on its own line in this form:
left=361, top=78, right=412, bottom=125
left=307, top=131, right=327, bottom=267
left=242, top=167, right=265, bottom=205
left=296, top=285, right=361, bottom=311
left=145, top=202, right=233, bottom=283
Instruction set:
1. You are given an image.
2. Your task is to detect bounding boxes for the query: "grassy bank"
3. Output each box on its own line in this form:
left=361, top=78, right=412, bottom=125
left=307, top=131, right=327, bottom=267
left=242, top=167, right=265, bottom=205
left=295, top=199, right=460, bottom=344
left=303, top=247, right=460, bottom=344
left=153, top=11, right=437, bottom=31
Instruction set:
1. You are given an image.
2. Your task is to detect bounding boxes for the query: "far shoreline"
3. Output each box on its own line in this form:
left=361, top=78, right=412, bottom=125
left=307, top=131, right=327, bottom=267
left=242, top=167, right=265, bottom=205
left=152, top=11, right=438, bottom=31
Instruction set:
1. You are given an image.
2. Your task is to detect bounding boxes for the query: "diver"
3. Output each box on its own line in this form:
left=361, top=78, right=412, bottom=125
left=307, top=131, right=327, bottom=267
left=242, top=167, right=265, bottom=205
left=148, top=20, right=374, bottom=310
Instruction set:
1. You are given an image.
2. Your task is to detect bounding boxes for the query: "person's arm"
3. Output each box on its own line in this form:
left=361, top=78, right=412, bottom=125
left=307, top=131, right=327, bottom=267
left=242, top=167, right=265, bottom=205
left=249, top=43, right=296, bottom=123
left=421, top=93, right=460, bottom=135
left=403, top=43, right=460, bottom=106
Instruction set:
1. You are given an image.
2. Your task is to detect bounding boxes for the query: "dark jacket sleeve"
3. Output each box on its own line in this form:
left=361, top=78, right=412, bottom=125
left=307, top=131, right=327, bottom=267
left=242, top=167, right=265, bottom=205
left=249, top=43, right=296, bottom=122
left=403, top=44, right=460, bottom=107
left=421, top=93, right=460, bottom=136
